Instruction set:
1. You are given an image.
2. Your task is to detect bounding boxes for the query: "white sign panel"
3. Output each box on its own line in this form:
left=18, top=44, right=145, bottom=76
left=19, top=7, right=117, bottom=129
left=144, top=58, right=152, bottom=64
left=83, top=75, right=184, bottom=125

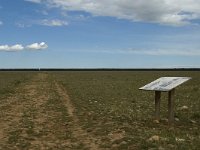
left=139, top=77, right=191, bottom=92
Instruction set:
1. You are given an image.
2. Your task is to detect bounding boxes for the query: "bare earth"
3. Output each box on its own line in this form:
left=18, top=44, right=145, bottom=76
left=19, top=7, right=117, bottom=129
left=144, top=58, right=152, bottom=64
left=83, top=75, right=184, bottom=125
left=0, top=73, right=101, bottom=149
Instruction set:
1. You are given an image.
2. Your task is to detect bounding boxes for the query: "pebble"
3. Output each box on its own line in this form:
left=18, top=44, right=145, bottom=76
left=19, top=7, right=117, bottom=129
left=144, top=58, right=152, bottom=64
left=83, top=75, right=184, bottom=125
left=112, top=144, right=118, bottom=148
left=176, top=138, right=185, bottom=142
left=190, top=120, right=197, bottom=124
left=153, top=120, right=160, bottom=124
left=120, top=141, right=127, bottom=145
left=179, top=106, right=189, bottom=111
left=175, top=117, right=179, bottom=121
left=147, top=135, right=160, bottom=142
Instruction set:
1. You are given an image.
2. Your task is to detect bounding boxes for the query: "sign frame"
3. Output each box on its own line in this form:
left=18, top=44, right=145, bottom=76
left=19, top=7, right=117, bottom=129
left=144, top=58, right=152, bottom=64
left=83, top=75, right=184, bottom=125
left=139, top=77, right=191, bottom=92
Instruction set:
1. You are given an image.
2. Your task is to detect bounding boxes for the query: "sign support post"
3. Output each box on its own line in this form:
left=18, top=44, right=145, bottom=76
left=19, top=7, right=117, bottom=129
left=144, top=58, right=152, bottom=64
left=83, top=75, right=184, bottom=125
left=155, top=91, right=161, bottom=120
left=168, top=89, right=175, bottom=125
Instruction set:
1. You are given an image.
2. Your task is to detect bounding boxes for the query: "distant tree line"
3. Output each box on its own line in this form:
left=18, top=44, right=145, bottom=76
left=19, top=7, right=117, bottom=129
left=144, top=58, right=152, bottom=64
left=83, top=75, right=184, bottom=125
left=0, top=68, right=200, bottom=71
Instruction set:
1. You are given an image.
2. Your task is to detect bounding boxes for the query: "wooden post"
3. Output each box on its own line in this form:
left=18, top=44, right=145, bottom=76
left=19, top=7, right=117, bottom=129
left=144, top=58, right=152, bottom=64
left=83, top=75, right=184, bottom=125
left=168, top=89, right=175, bottom=125
left=155, top=91, right=161, bottom=121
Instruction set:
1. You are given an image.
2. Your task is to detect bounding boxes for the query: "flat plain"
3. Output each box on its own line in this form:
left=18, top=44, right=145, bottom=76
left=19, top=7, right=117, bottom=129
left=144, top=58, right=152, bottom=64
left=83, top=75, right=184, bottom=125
left=0, top=71, right=199, bottom=149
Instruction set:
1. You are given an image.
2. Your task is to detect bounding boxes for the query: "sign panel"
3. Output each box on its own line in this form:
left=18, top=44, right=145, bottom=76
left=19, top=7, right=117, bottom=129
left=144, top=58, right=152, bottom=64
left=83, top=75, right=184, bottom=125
left=139, top=77, right=191, bottom=92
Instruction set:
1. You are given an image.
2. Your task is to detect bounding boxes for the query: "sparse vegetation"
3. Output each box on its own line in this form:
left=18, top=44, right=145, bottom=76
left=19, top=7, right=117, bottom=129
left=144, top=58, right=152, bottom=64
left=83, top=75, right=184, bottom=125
left=0, top=71, right=200, bottom=149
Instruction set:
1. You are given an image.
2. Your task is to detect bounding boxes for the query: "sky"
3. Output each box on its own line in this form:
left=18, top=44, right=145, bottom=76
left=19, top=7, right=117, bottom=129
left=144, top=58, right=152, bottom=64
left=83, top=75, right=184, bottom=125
left=0, top=0, right=200, bottom=68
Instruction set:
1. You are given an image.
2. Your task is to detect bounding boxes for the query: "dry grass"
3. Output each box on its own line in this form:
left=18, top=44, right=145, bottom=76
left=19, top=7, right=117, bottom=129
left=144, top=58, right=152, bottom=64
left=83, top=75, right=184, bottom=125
left=53, top=71, right=200, bottom=149
left=0, top=71, right=199, bottom=149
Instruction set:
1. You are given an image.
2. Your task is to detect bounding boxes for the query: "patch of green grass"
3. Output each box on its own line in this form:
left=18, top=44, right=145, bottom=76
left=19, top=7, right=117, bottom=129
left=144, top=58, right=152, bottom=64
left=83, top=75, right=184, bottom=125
left=0, top=71, right=36, bottom=97
left=52, top=71, right=200, bottom=149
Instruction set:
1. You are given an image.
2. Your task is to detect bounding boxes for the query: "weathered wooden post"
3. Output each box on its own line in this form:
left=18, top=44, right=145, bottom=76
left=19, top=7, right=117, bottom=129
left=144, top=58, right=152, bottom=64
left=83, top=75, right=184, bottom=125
left=168, top=89, right=175, bottom=125
left=139, top=77, right=191, bottom=125
left=155, top=91, right=161, bottom=120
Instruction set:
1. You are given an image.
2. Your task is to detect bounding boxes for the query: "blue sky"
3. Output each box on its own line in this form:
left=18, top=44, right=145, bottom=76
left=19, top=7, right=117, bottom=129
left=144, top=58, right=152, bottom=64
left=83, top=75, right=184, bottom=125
left=0, top=0, right=200, bottom=68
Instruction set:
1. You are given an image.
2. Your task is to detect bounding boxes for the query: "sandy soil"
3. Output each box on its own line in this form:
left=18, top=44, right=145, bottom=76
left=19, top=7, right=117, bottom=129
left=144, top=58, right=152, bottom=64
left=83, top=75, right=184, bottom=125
left=0, top=73, right=101, bottom=149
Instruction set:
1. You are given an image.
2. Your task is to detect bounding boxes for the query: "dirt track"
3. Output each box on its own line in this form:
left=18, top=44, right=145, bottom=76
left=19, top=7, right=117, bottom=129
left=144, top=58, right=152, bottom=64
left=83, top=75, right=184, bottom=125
left=0, top=73, right=100, bottom=149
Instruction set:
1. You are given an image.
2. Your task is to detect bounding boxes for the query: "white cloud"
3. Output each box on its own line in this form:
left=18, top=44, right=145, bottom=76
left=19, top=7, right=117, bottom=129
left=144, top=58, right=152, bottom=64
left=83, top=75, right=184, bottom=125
left=40, top=19, right=68, bottom=26
left=0, top=21, right=3, bottom=26
left=29, top=0, right=200, bottom=26
left=26, top=42, right=48, bottom=50
left=10, top=44, right=24, bottom=51
left=25, top=0, right=41, bottom=3
left=15, top=22, right=31, bottom=28
left=0, top=44, right=24, bottom=51
left=16, top=19, right=68, bottom=28
left=0, top=42, right=48, bottom=52
left=0, top=45, right=9, bottom=51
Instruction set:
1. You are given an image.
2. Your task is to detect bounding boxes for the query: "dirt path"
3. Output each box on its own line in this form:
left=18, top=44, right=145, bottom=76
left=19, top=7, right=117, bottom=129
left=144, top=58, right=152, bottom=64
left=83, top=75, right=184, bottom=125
left=55, top=82, right=100, bottom=150
left=0, top=73, right=100, bottom=149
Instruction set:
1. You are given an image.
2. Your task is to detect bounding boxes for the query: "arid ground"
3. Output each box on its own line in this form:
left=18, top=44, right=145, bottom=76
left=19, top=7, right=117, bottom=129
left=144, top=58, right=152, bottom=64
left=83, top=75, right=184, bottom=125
left=0, top=71, right=199, bottom=149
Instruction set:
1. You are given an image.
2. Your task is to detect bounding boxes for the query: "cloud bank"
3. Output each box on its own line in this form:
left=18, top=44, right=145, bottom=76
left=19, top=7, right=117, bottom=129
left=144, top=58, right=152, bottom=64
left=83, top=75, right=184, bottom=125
left=26, top=0, right=200, bottom=26
left=0, top=42, right=48, bottom=52
left=0, top=44, right=24, bottom=51
left=39, top=19, right=68, bottom=26
left=27, top=42, right=48, bottom=50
